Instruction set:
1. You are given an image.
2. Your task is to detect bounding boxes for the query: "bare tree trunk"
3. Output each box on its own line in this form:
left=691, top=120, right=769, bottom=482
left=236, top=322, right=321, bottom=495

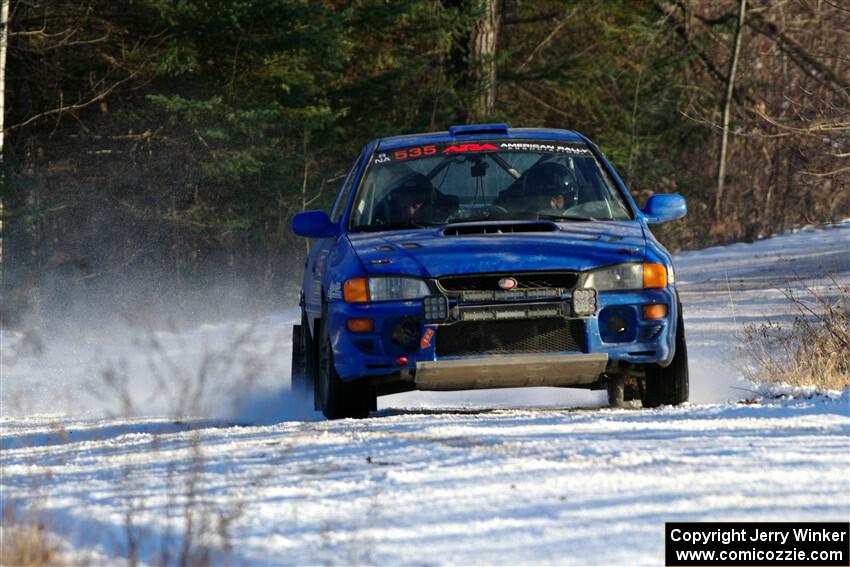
left=468, top=0, right=500, bottom=123
left=0, top=0, right=9, bottom=294
left=715, top=0, right=747, bottom=223
left=301, top=130, right=311, bottom=254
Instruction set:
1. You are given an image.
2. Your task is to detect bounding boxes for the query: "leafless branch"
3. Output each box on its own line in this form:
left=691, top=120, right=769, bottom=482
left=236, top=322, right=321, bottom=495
left=798, top=166, right=850, bottom=177
left=514, top=84, right=572, bottom=119
left=4, top=72, right=137, bottom=133
left=503, top=11, right=560, bottom=26
left=755, top=108, right=850, bottom=134
left=516, top=10, right=574, bottom=73
left=745, top=12, right=850, bottom=96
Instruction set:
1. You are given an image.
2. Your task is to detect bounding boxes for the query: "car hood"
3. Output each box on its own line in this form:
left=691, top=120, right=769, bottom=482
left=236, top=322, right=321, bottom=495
left=348, top=221, right=647, bottom=277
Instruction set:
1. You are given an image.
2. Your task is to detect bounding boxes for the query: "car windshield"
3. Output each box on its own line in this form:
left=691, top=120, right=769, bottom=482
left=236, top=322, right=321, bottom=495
left=349, top=140, right=632, bottom=231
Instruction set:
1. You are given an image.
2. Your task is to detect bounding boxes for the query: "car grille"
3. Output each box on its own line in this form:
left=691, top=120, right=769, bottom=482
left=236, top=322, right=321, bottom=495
left=437, top=272, right=578, bottom=292
left=436, top=318, right=585, bottom=357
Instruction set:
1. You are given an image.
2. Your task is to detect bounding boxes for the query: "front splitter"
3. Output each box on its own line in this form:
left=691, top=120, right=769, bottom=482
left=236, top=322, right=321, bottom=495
left=414, top=353, right=608, bottom=391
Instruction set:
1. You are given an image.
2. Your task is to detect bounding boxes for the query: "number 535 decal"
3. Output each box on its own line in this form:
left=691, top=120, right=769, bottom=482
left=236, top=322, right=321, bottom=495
left=394, top=145, right=437, bottom=160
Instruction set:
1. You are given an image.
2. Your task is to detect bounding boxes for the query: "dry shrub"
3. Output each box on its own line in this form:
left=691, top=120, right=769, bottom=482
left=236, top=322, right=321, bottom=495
left=93, top=320, right=281, bottom=566
left=743, top=278, right=850, bottom=391
left=0, top=511, right=59, bottom=567
left=4, top=319, right=283, bottom=565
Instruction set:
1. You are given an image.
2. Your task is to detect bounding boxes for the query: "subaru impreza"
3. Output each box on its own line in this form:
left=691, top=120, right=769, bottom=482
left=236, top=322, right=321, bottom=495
left=291, top=124, right=688, bottom=419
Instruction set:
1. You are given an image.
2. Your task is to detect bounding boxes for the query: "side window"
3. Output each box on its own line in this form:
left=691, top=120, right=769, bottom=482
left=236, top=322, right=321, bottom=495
left=331, top=151, right=367, bottom=222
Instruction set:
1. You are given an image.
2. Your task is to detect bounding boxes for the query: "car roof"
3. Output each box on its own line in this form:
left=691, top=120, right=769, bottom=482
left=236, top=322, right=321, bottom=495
left=375, top=125, right=586, bottom=152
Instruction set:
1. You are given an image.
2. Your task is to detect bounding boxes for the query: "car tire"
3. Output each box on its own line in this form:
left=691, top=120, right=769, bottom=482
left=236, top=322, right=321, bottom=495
left=642, top=310, right=689, bottom=408
left=607, top=375, right=626, bottom=408
left=624, top=380, right=642, bottom=402
left=291, top=311, right=314, bottom=399
left=317, top=307, right=374, bottom=419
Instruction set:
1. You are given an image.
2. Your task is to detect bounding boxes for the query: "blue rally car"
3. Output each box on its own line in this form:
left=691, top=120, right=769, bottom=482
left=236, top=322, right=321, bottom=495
left=291, top=124, right=688, bottom=419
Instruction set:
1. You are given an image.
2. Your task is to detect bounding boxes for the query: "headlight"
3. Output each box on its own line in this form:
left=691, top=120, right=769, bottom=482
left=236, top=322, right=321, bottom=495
left=370, top=277, right=431, bottom=301
left=580, top=263, right=667, bottom=291
left=344, top=277, right=431, bottom=302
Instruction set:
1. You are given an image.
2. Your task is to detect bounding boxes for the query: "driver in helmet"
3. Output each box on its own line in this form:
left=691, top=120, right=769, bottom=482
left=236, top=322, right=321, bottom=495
left=376, top=172, right=435, bottom=225
left=496, top=160, right=578, bottom=212
left=525, top=161, right=578, bottom=210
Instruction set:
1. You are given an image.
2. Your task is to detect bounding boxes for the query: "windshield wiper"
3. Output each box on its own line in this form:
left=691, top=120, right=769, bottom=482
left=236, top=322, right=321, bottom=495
left=351, top=222, right=436, bottom=232
left=537, top=212, right=600, bottom=222
left=445, top=217, right=501, bottom=225
left=446, top=210, right=536, bottom=224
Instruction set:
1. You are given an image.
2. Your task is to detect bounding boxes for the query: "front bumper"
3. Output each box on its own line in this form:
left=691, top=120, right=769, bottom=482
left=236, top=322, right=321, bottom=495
left=326, top=286, right=678, bottom=383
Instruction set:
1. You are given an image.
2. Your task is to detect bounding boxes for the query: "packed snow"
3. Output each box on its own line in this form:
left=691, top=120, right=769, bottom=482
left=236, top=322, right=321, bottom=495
left=1, top=222, right=849, bottom=565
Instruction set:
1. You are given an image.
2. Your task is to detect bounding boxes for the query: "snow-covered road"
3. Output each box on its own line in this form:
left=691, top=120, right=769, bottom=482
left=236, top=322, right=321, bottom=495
left=2, top=223, right=849, bottom=565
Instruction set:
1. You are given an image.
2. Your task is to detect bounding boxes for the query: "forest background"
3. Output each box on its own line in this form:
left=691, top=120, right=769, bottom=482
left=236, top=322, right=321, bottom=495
left=1, top=0, right=847, bottom=326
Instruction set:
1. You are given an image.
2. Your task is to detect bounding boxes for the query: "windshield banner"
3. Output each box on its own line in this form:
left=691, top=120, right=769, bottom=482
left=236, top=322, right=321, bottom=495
left=373, top=140, right=592, bottom=165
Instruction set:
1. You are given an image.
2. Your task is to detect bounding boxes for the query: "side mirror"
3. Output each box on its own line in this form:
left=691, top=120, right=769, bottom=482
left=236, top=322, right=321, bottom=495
left=642, top=194, right=687, bottom=224
left=291, top=210, right=340, bottom=238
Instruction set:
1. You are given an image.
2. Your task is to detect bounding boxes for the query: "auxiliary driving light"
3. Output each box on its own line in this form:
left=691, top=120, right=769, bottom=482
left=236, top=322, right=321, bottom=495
left=607, top=315, right=628, bottom=336
left=599, top=307, right=638, bottom=343
left=390, top=317, right=421, bottom=352
left=571, top=288, right=598, bottom=317
left=423, top=295, right=449, bottom=322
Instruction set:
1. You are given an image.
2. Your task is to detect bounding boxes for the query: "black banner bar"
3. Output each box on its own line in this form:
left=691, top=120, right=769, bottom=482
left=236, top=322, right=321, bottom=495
left=666, top=522, right=849, bottom=567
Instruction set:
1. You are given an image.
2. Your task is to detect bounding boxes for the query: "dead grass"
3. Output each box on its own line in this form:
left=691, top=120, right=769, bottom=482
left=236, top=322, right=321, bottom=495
left=96, top=322, right=276, bottom=566
left=4, top=317, right=285, bottom=566
left=743, top=277, right=850, bottom=391
left=0, top=511, right=59, bottom=567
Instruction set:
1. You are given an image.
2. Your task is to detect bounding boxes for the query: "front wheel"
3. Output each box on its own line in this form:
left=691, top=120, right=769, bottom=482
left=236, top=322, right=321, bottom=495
left=317, top=308, right=375, bottom=419
left=291, top=311, right=314, bottom=400
left=642, top=312, right=689, bottom=408
left=607, top=375, right=626, bottom=408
